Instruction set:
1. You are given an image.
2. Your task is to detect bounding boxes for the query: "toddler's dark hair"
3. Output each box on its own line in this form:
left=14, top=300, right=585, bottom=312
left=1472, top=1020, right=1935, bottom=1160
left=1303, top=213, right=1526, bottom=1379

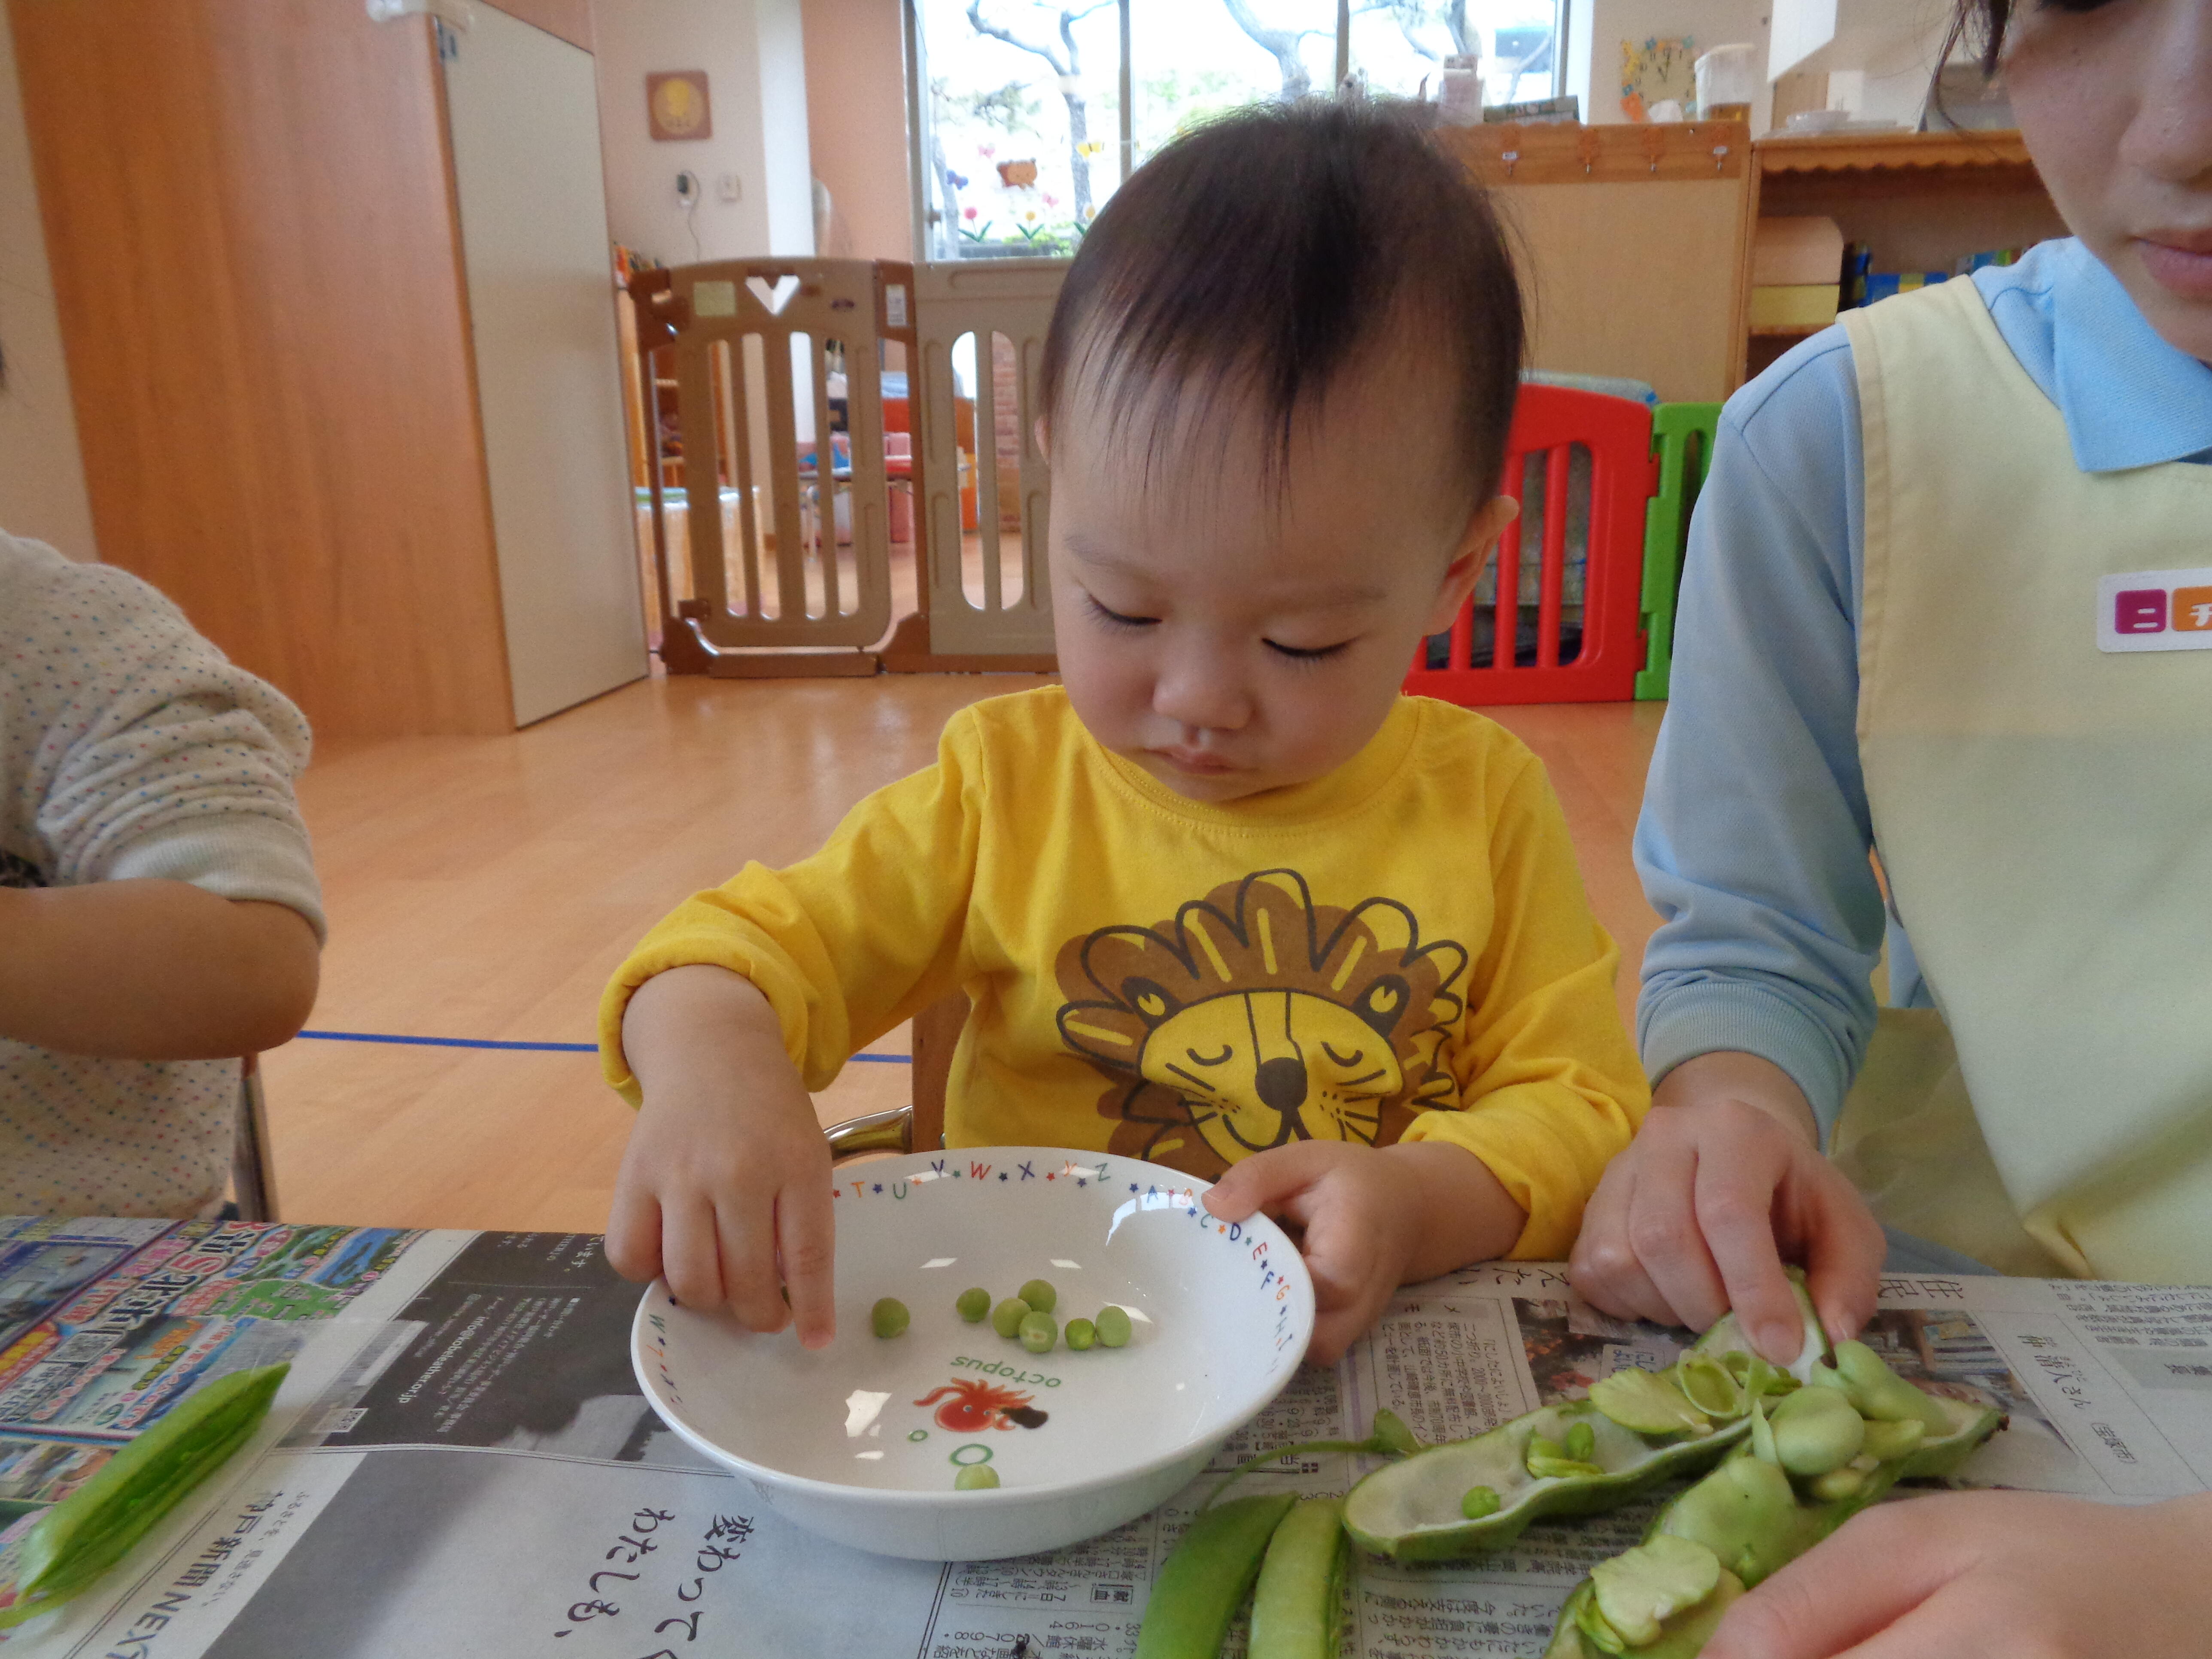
left=1039, top=97, right=1525, bottom=517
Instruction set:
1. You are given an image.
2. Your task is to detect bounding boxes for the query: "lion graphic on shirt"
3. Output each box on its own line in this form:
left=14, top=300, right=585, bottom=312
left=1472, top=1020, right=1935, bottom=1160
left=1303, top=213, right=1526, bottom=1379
left=1053, top=869, right=1469, bottom=1179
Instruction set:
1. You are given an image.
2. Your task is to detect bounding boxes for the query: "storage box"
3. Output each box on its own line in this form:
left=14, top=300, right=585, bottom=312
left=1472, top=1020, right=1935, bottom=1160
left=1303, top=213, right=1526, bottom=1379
left=1750, top=283, right=1841, bottom=330
left=1752, top=216, right=1845, bottom=286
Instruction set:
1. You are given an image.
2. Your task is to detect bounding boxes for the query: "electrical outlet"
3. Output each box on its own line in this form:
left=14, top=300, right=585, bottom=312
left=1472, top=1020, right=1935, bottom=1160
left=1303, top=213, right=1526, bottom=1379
left=717, top=173, right=741, bottom=203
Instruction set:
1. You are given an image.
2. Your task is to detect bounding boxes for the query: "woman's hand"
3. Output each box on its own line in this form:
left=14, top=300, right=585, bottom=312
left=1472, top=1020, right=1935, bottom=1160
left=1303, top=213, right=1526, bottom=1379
left=1568, top=1051, right=1886, bottom=1363
left=1707, top=1488, right=2212, bottom=1658
left=605, top=966, right=837, bottom=1347
left=1202, top=1139, right=1524, bottom=1367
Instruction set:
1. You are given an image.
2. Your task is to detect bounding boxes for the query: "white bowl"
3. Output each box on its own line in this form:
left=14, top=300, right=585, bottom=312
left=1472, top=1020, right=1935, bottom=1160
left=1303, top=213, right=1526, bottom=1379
left=631, top=1146, right=1315, bottom=1560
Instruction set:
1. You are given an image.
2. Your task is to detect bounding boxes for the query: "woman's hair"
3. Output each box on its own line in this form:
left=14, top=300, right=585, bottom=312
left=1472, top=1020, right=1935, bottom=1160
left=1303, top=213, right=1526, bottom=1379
left=1948, top=0, right=2118, bottom=73
left=1038, top=97, right=1526, bottom=515
left=1948, top=0, right=2012, bottom=73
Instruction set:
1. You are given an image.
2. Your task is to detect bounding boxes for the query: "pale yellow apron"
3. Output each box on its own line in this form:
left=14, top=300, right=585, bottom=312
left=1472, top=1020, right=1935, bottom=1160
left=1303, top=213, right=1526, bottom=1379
left=1833, top=277, right=2212, bottom=1282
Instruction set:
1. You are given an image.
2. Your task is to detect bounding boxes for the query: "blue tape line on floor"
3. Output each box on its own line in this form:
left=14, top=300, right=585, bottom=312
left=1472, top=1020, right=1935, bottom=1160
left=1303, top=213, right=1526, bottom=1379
left=296, top=1029, right=911, bottom=1063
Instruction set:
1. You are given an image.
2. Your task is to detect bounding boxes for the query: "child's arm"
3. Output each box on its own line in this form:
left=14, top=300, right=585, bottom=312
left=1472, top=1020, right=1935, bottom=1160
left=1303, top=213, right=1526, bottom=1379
left=1204, top=1140, right=1523, bottom=1365
left=0, top=882, right=317, bottom=1057
left=1210, top=746, right=1647, bottom=1366
left=1568, top=1051, right=1885, bottom=1365
left=4, top=536, right=326, bottom=1062
left=605, top=965, right=836, bottom=1346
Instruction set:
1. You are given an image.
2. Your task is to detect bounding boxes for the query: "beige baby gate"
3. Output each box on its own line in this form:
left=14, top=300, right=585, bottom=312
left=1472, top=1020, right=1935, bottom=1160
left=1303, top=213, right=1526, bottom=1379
left=629, top=256, right=1064, bottom=676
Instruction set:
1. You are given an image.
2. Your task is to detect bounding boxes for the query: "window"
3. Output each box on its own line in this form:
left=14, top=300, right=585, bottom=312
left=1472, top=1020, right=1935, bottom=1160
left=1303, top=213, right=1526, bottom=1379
left=911, top=0, right=1567, bottom=262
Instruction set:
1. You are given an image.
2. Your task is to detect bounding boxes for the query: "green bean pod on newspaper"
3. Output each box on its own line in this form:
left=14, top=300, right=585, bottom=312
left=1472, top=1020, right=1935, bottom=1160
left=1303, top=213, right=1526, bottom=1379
left=1540, top=1338, right=2003, bottom=1658
left=1341, top=1276, right=1831, bottom=1561
left=1130, top=1273, right=2003, bottom=1659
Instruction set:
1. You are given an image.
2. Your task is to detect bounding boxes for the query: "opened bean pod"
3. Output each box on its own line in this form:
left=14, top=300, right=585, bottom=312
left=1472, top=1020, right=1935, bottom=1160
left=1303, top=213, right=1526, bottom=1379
left=1541, top=1341, right=2005, bottom=1658
left=1343, top=1276, right=1830, bottom=1561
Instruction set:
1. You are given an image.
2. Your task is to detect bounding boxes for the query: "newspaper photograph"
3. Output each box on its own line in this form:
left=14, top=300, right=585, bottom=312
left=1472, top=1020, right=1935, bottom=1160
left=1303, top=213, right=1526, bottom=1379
left=3, top=1223, right=2210, bottom=1658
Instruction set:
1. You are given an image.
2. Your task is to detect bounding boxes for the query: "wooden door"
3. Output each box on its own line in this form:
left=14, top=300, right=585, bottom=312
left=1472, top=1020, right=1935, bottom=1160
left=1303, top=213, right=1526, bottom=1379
left=441, top=6, right=648, bottom=725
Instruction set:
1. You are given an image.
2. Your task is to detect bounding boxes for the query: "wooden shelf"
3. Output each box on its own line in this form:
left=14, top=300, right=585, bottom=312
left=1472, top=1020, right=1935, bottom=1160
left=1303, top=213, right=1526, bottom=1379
left=1756, top=128, right=2032, bottom=173
left=1437, top=120, right=1751, bottom=185
left=1738, top=128, right=2061, bottom=391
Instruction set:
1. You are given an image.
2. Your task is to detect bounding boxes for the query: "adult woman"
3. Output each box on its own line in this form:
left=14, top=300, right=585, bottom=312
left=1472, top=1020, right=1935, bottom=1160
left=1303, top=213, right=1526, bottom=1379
left=1574, top=0, right=2212, bottom=1649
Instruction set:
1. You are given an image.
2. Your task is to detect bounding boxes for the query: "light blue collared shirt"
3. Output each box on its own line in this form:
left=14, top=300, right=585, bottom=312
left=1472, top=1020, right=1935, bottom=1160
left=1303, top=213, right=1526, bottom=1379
left=1636, top=237, right=2212, bottom=1134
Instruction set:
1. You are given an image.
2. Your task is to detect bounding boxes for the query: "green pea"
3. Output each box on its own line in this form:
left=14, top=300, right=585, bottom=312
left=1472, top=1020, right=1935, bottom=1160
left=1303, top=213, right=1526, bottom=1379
left=1459, top=1483, right=1501, bottom=1520
left=1065, top=1317, right=1097, bottom=1350
left=1018, top=1278, right=1057, bottom=1314
left=956, top=1286, right=991, bottom=1323
left=1019, top=1311, right=1058, bottom=1354
left=871, top=1297, right=910, bottom=1339
left=1564, top=1420, right=1597, bottom=1463
left=991, top=1296, right=1031, bottom=1338
left=954, top=1465, right=1000, bottom=1490
left=1095, top=1304, right=1133, bottom=1348
left=1131, top=1494, right=1295, bottom=1659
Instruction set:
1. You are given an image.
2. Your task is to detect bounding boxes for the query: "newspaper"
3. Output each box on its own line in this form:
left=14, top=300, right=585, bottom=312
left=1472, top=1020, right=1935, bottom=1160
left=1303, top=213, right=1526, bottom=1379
left=3, top=1223, right=2209, bottom=1659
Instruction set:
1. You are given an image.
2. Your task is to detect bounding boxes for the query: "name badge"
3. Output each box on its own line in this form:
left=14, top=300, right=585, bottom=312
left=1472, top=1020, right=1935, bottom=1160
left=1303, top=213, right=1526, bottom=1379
left=2098, top=568, right=2212, bottom=653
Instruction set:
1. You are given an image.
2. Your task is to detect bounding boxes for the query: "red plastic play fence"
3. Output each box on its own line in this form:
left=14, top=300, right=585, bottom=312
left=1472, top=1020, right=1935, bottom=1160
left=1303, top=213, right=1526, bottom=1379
left=1405, top=384, right=1659, bottom=706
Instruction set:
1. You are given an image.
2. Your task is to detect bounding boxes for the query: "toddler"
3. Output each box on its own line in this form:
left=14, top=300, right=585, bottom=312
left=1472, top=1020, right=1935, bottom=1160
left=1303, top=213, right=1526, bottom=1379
left=601, top=99, right=1648, bottom=1365
left=1, top=529, right=323, bottom=1218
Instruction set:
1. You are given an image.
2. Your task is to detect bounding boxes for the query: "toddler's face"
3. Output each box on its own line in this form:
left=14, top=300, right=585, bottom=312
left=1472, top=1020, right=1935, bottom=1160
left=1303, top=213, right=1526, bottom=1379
left=1044, top=362, right=1510, bottom=804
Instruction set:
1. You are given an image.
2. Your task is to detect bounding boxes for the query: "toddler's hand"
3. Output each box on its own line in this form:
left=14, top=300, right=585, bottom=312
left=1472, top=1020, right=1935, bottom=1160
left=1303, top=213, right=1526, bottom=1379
left=604, top=966, right=837, bottom=1347
left=1706, top=1488, right=2212, bottom=1659
left=1203, top=1139, right=1522, bottom=1368
left=1568, top=1051, right=1884, bottom=1364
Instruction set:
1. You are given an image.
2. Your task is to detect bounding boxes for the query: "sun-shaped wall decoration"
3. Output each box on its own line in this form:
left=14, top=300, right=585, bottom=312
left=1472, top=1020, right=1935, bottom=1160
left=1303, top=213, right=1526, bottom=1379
left=647, top=71, right=712, bottom=142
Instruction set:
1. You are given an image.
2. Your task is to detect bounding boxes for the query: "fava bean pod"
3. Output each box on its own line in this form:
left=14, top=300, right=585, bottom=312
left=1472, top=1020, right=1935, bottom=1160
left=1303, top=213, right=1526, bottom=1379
left=1541, top=1341, right=2003, bottom=1657
left=1343, top=1276, right=1829, bottom=1560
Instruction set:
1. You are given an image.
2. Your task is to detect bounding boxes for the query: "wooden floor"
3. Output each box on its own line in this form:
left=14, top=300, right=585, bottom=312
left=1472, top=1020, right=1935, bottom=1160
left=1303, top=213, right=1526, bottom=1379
left=261, top=672, right=1665, bottom=1234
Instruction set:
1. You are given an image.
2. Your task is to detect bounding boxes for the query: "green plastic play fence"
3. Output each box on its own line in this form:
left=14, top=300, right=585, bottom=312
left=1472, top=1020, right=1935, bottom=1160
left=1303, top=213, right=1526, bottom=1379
left=1636, top=402, right=1722, bottom=701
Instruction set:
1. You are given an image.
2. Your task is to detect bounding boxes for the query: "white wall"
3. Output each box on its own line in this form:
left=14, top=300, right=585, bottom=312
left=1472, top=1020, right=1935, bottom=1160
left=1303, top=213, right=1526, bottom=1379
left=590, top=0, right=814, bottom=267
left=1568, top=0, right=1776, bottom=134
left=0, top=3, right=96, bottom=559
left=1776, top=0, right=1955, bottom=122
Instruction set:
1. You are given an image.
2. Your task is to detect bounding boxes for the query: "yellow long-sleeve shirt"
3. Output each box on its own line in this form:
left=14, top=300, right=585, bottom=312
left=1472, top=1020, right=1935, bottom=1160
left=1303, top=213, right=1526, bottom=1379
left=600, top=687, right=1647, bottom=1257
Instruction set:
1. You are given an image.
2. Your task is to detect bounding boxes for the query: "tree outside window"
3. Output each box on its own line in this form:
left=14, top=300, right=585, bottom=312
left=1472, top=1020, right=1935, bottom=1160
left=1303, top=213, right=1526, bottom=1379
left=914, top=0, right=1565, bottom=262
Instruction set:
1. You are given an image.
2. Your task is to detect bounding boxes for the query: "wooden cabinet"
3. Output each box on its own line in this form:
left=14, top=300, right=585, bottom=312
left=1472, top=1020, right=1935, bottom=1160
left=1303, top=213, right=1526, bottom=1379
left=11, top=0, right=644, bottom=737
left=1438, top=122, right=1755, bottom=406
left=1744, top=130, right=2066, bottom=380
